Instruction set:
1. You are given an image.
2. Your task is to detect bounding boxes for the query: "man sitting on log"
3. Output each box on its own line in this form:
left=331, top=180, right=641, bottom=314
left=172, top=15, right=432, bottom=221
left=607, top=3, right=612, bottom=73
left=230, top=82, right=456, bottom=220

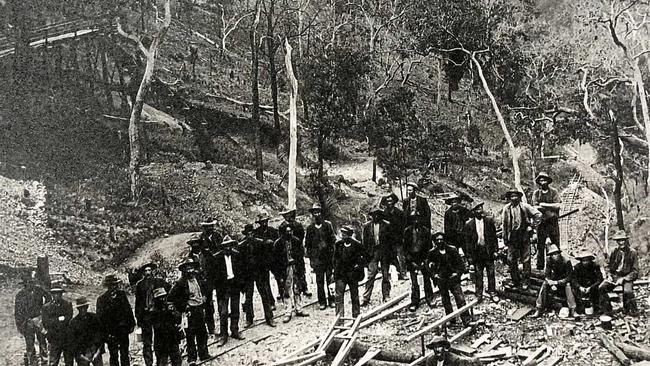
left=425, top=335, right=481, bottom=366
left=464, top=202, right=498, bottom=303
left=404, top=215, right=434, bottom=311
left=599, top=230, right=639, bottom=316
left=332, top=226, right=365, bottom=318
left=428, top=232, right=471, bottom=326
left=572, top=251, right=603, bottom=314
left=531, top=243, right=576, bottom=318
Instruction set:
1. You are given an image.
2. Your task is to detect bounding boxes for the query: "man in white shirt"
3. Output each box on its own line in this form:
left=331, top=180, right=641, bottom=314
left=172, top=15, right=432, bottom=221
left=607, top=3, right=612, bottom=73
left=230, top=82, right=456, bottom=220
left=213, top=236, right=246, bottom=347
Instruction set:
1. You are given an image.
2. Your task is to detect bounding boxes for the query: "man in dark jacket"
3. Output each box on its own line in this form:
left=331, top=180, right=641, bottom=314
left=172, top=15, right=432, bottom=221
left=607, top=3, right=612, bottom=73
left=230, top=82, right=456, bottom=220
left=332, top=226, right=365, bottom=318
left=253, top=215, right=281, bottom=304
left=279, top=208, right=310, bottom=297
left=240, top=224, right=276, bottom=327
left=186, top=233, right=217, bottom=335
left=383, top=193, right=407, bottom=280
left=42, top=285, right=73, bottom=366
left=275, top=226, right=310, bottom=323
left=304, top=203, right=337, bottom=310
left=361, top=207, right=392, bottom=306
left=531, top=172, right=562, bottom=270
left=96, top=274, right=135, bottom=366
left=15, top=272, right=50, bottom=366
left=427, top=232, right=471, bottom=326
left=573, top=251, right=603, bottom=314
left=134, top=263, right=169, bottom=366
left=531, top=244, right=576, bottom=318
left=69, top=297, right=104, bottom=366
left=150, top=287, right=182, bottom=366
left=213, top=235, right=246, bottom=346
left=599, top=230, right=639, bottom=316
left=444, top=193, right=471, bottom=255
left=464, top=202, right=498, bottom=302
left=403, top=215, right=433, bottom=311
left=402, top=182, right=431, bottom=230
left=168, top=258, right=210, bottom=365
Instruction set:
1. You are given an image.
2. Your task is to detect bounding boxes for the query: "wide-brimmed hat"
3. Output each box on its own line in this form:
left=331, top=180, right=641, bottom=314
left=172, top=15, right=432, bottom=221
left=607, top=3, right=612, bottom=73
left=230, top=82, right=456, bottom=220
left=547, top=244, right=561, bottom=255
left=369, top=206, right=383, bottom=215
left=279, top=208, right=296, bottom=216
left=444, top=193, right=461, bottom=205
left=242, top=224, right=255, bottom=235
left=50, top=285, right=65, bottom=293
left=471, top=201, right=485, bottom=211
left=611, top=230, right=629, bottom=241
left=20, top=272, right=35, bottom=284
left=340, top=226, right=354, bottom=235
left=432, top=232, right=445, bottom=241
left=505, top=188, right=524, bottom=198
left=102, top=274, right=121, bottom=287
left=152, top=287, right=167, bottom=299
left=575, top=250, right=595, bottom=260
left=221, top=235, right=237, bottom=246
left=308, top=203, right=322, bottom=213
left=255, top=214, right=270, bottom=223
left=75, top=296, right=91, bottom=308
left=406, top=182, right=419, bottom=190
left=178, top=258, right=198, bottom=271
left=139, top=262, right=158, bottom=272
left=200, top=218, right=217, bottom=227
left=535, top=172, right=553, bottom=184
left=426, top=335, right=450, bottom=349
left=186, top=234, right=202, bottom=246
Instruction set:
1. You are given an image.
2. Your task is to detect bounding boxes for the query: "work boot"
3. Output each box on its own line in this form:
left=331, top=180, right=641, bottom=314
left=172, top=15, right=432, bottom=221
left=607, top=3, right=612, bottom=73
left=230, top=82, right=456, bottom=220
left=303, top=291, right=313, bottom=298
left=296, top=311, right=310, bottom=317
left=217, top=336, right=228, bottom=347
left=426, top=300, right=435, bottom=308
left=361, top=300, right=370, bottom=307
left=266, top=319, right=276, bottom=327
left=231, top=332, right=246, bottom=340
left=319, top=304, right=327, bottom=310
left=531, top=309, right=544, bottom=318
left=245, top=320, right=254, bottom=328
left=270, top=304, right=276, bottom=311
left=408, top=304, right=418, bottom=312
left=283, top=315, right=291, bottom=323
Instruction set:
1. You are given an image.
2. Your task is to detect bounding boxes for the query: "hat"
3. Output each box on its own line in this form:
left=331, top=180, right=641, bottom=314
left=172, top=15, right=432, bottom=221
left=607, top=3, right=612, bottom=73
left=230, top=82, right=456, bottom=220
left=426, top=335, right=450, bottom=349
left=340, top=226, right=354, bottom=235
left=432, top=232, right=445, bottom=241
left=547, top=244, right=560, bottom=255
left=75, top=296, right=90, bottom=308
left=200, top=218, right=217, bottom=226
left=102, top=274, right=121, bottom=287
left=406, top=182, right=419, bottom=190
left=575, top=250, right=595, bottom=260
left=255, top=214, right=270, bottom=223
left=444, top=193, right=461, bottom=205
left=505, top=188, right=524, bottom=198
left=471, top=201, right=485, bottom=211
left=221, top=235, right=237, bottom=246
left=369, top=206, right=383, bottom=215
left=535, top=172, right=553, bottom=184
left=139, top=262, right=158, bottom=272
left=20, top=272, right=35, bottom=284
left=308, top=203, right=322, bottom=213
left=186, top=235, right=202, bottom=246
left=178, top=258, right=198, bottom=271
left=152, top=287, right=167, bottom=299
left=50, top=285, right=65, bottom=293
left=279, top=208, right=296, bottom=216
left=385, top=193, right=399, bottom=203
left=242, top=224, right=254, bottom=235
left=611, top=230, right=629, bottom=241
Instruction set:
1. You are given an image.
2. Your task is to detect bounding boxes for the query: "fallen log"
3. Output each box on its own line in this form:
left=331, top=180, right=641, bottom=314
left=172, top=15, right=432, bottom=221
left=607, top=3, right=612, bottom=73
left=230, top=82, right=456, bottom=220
left=600, top=334, right=631, bottom=366
left=615, top=342, right=650, bottom=361
left=327, top=339, right=420, bottom=364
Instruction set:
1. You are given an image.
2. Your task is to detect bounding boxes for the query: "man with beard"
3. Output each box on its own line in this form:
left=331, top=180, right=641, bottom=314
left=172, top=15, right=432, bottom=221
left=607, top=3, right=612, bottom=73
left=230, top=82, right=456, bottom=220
left=361, top=207, right=392, bottom=306
left=96, top=275, right=135, bottom=366
left=69, top=297, right=104, bottom=366
left=599, top=230, right=639, bottom=316
left=332, top=226, right=365, bottom=318
left=304, top=203, right=337, bottom=310
left=402, top=182, right=431, bottom=230
left=531, top=244, right=576, bottom=318
left=134, top=263, right=169, bottom=366
left=253, top=214, right=281, bottom=306
left=403, top=215, right=434, bottom=311
left=531, top=172, right=561, bottom=270
left=573, top=251, right=603, bottom=314
left=213, top=235, right=246, bottom=346
left=279, top=208, right=310, bottom=297
left=383, top=193, right=407, bottom=281
left=275, top=226, right=310, bottom=323
left=425, top=335, right=481, bottom=366
left=464, top=202, right=498, bottom=302
left=444, top=194, right=471, bottom=256
left=240, top=224, right=275, bottom=327
left=15, top=271, right=50, bottom=366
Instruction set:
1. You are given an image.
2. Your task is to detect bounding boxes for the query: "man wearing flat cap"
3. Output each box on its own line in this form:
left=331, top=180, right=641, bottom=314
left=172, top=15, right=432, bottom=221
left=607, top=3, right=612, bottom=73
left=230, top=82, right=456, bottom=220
left=425, top=335, right=481, bottom=366
left=253, top=214, right=282, bottom=304
left=444, top=193, right=471, bottom=256
left=383, top=193, right=407, bottom=281
left=240, top=224, right=276, bottom=327
left=15, top=271, right=50, bottom=366
left=212, top=235, right=247, bottom=346
left=135, top=263, right=169, bottom=366
left=532, top=243, right=576, bottom=318
left=531, top=172, right=562, bottom=270
left=96, top=275, right=135, bottom=366
left=69, top=296, right=104, bottom=366
left=501, top=188, right=542, bottom=289
left=402, top=182, right=431, bottom=230
left=275, top=225, right=310, bottom=323
left=599, top=230, right=639, bottom=316
left=362, top=207, right=393, bottom=306
left=572, top=251, right=603, bottom=314
left=464, top=202, right=498, bottom=302
left=42, top=285, right=74, bottom=366
left=279, top=208, right=310, bottom=298
left=305, top=203, right=337, bottom=310
left=332, top=226, right=365, bottom=318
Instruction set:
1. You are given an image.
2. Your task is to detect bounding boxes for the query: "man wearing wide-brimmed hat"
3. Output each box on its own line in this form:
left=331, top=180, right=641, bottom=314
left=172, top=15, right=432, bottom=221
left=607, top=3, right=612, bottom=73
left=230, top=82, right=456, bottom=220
left=424, top=335, right=481, bottom=366
left=531, top=243, right=576, bottom=318
left=134, top=262, right=170, bottom=366
left=464, top=202, right=498, bottom=302
left=501, top=187, right=542, bottom=289
left=305, top=202, right=337, bottom=310
left=383, top=193, right=407, bottom=281
left=361, top=206, right=393, bottom=306
left=14, top=271, right=49, bottom=366
left=69, top=296, right=104, bottom=365
left=598, top=230, right=639, bottom=316
left=42, top=284, right=74, bottom=366
left=240, top=224, right=276, bottom=327
left=444, top=193, right=472, bottom=255
left=332, top=226, right=365, bottom=318
left=279, top=207, right=311, bottom=298
left=275, top=225, right=310, bottom=323
left=212, top=235, right=247, bottom=346
left=150, top=287, right=182, bottom=366
left=531, top=172, right=562, bottom=270
left=402, top=182, right=431, bottom=230
left=253, top=213, right=282, bottom=304
left=96, top=274, right=135, bottom=366
left=573, top=250, right=603, bottom=314
left=199, top=218, right=222, bottom=252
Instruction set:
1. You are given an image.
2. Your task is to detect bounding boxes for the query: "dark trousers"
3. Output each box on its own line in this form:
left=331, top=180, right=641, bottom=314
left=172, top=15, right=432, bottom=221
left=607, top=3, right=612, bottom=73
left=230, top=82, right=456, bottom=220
left=47, top=339, right=73, bottom=366
left=216, top=282, right=241, bottom=336
left=140, top=318, right=154, bottom=366
left=185, top=307, right=209, bottom=362
left=474, top=260, right=496, bottom=297
left=106, top=333, right=129, bottom=366
left=438, top=280, right=470, bottom=324
left=271, top=268, right=286, bottom=301
left=535, top=282, right=576, bottom=310
left=295, top=258, right=309, bottom=293
left=154, top=346, right=181, bottom=366
left=335, top=277, right=360, bottom=318
left=599, top=279, right=638, bottom=315
left=203, top=282, right=216, bottom=334
left=506, top=230, right=531, bottom=286
left=22, top=320, right=47, bottom=366
left=315, top=270, right=335, bottom=306
left=408, top=268, right=434, bottom=306
left=244, top=272, right=274, bottom=323
left=536, top=220, right=560, bottom=270
left=363, top=259, right=391, bottom=302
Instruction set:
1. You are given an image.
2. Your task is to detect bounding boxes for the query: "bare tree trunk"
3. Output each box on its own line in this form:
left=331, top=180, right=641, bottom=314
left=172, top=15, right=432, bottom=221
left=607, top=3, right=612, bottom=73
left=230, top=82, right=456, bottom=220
left=609, top=110, right=625, bottom=230
left=266, top=0, right=281, bottom=146
left=632, top=62, right=650, bottom=192
left=285, top=39, right=298, bottom=209
left=436, top=56, right=442, bottom=109
left=251, top=3, right=264, bottom=182
left=317, top=127, right=325, bottom=208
